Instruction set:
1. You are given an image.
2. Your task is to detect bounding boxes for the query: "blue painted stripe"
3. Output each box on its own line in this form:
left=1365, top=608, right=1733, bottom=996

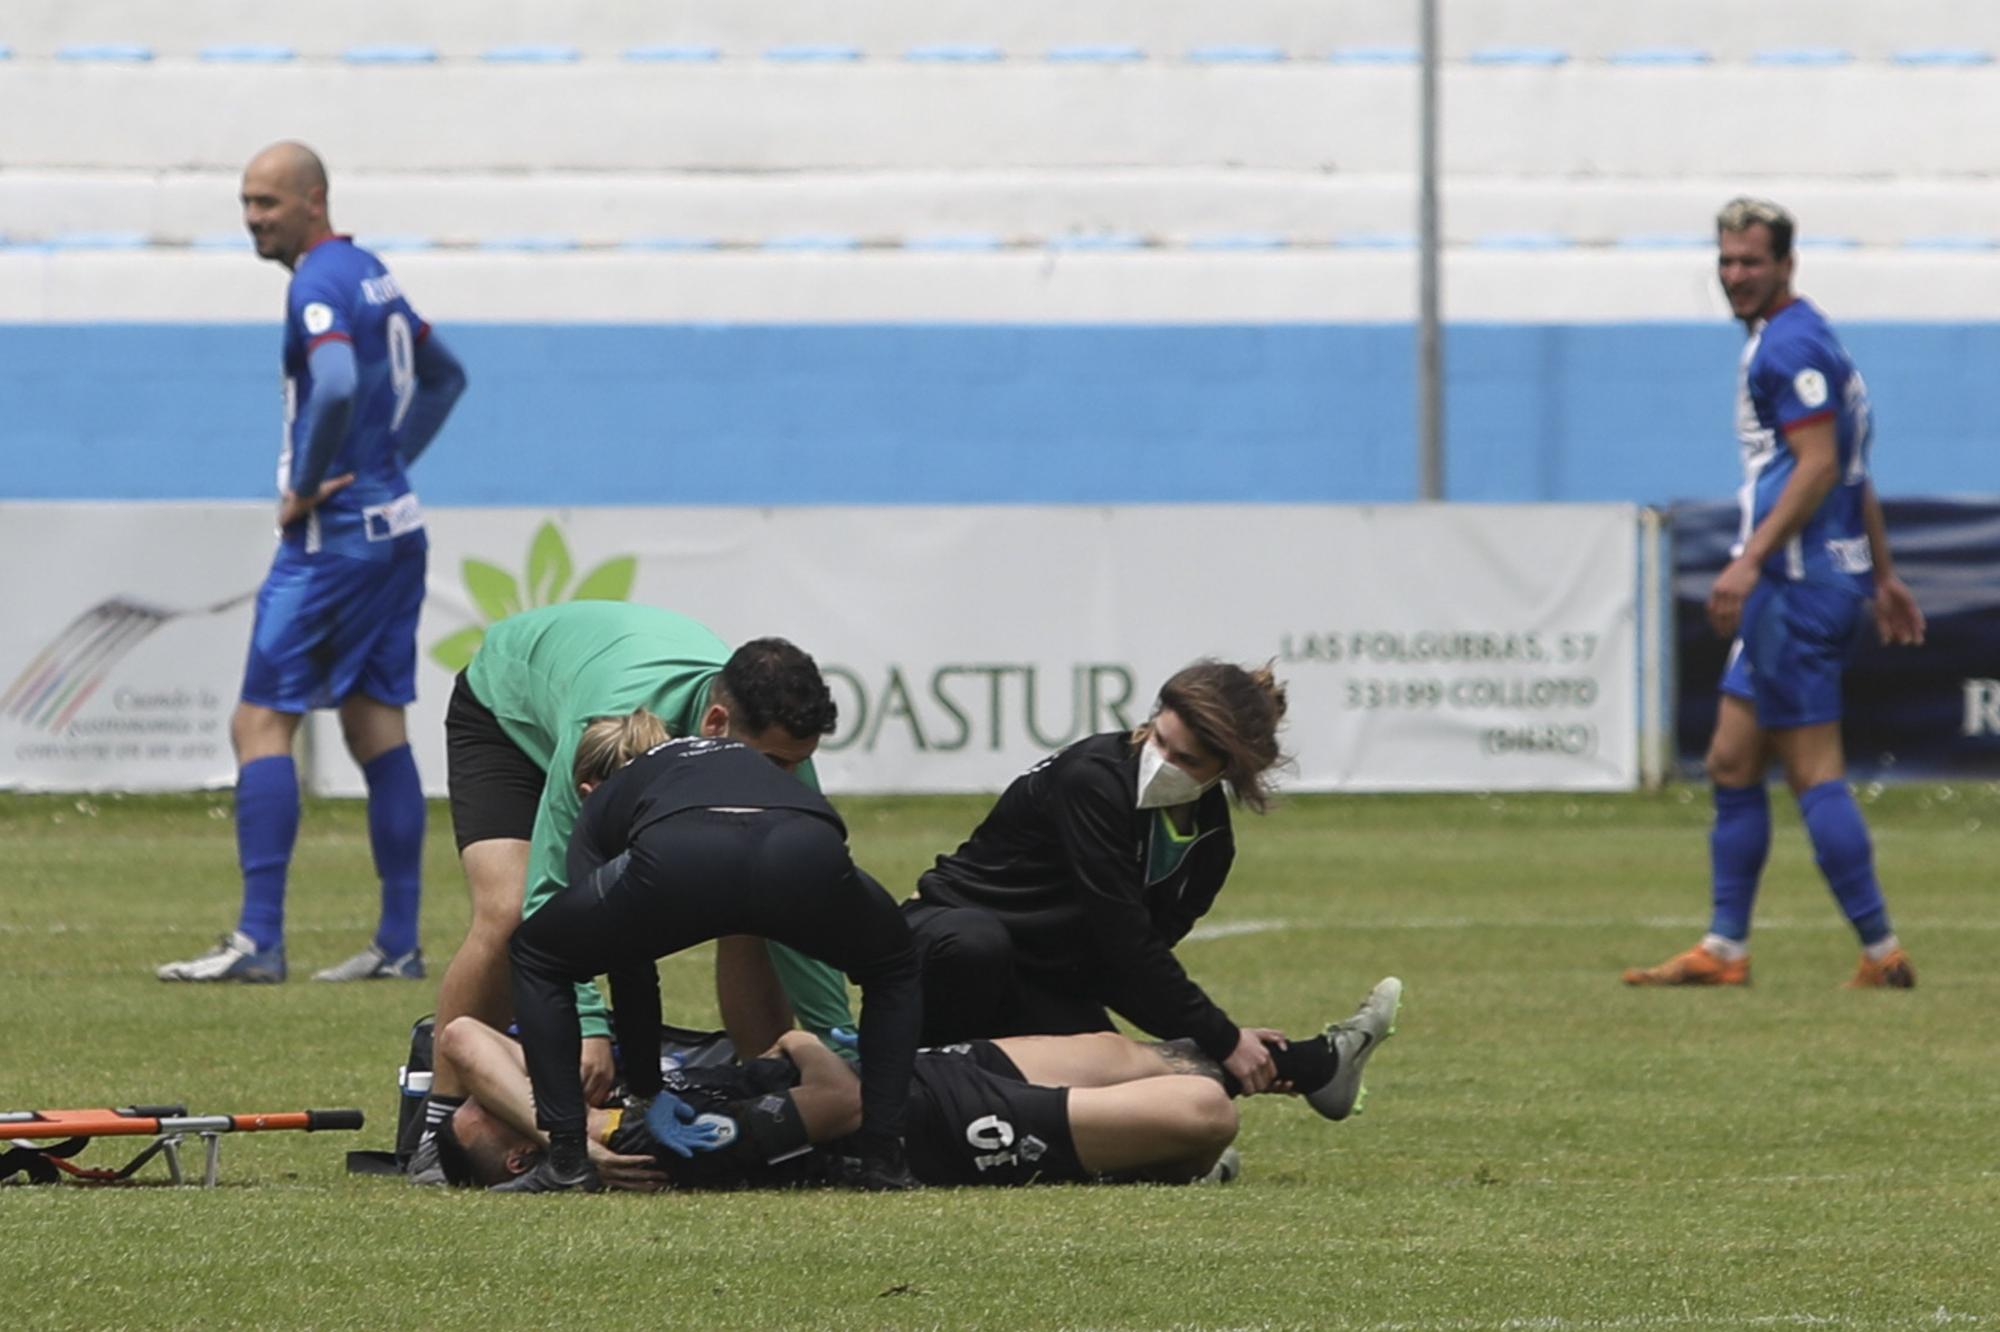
left=1902, top=235, right=1997, bottom=251
left=57, top=43, right=153, bottom=62
left=191, top=233, right=253, bottom=251
left=1186, top=45, right=1285, bottom=63
left=1475, top=232, right=1572, bottom=251
left=1606, top=47, right=1711, bottom=66
left=43, top=231, right=150, bottom=250
left=344, top=44, right=438, bottom=64
left=481, top=45, right=581, bottom=63
left=1617, top=233, right=1711, bottom=249
left=199, top=43, right=296, bottom=62
left=478, top=236, right=580, bottom=253
left=3, top=323, right=1989, bottom=506
left=1048, top=233, right=1147, bottom=252
left=1326, top=46, right=1417, bottom=65
left=764, top=234, right=862, bottom=252
left=1335, top=233, right=1417, bottom=250
left=903, top=44, right=1003, bottom=63
left=1893, top=48, right=1992, bottom=65
left=903, top=233, right=1006, bottom=252
left=1750, top=48, right=1852, bottom=66
left=354, top=236, right=436, bottom=253
left=764, top=44, right=863, bottom=62
left=1468, top=46, right=1569, bottom=66
left=622, top=235, right=722, bottom=252
left=624, top=44, right=722, bottom=62
left=1184, top=233, right=1289, bottom=251
left=1046, top=45, right=1146, bottom=63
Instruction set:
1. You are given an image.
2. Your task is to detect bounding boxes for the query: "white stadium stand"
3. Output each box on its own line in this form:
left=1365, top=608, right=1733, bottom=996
left=4, top=1, right=2000, bottom=320
left=9, top=0, right=2000, bottom=61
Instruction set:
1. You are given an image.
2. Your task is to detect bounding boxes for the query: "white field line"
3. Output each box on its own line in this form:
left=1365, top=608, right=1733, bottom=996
left=1184, top=918, right=1293, bottom=942
left=1348, top=1311, right=1992, bottom=1331
left=1151, top=1317, right=1889, bottom=1332
left=0, top=921, right=387, bottom=936
left=0, top=920, right=720, bottom=967
left=1177, top=916, right=2000, bottom=944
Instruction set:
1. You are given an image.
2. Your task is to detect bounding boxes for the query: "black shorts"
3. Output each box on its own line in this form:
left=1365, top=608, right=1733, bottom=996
left=904, top=1041, right=1085, bottom=1186
left=444, top=671, right=545, bottom=851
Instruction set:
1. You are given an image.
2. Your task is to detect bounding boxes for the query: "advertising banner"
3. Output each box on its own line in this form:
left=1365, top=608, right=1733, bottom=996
left=1672, top=498, right=2000, bottom=779
left=1, top=503, right=1640, bottom=795
left=0, top=502, right=270, bottom=791
left=312, top=503, right=1639, bottom=795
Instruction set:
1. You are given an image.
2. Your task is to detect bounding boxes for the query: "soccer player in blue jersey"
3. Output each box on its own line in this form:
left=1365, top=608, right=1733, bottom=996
left=159, top=142, right=467, bottom=985
left=1625, top=198, right=1926, bottom=990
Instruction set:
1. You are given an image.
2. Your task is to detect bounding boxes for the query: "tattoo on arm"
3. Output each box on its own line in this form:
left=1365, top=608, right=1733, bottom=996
left=1149, top=1038, right=1227, bottom=1085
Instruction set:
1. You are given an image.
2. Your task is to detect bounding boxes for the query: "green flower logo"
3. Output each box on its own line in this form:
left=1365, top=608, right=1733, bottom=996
left=430, top=520, right=637, bottom=672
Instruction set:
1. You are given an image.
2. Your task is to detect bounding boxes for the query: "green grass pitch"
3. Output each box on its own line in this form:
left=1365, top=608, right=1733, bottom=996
left=2, top=786, right=1995, bottom=1330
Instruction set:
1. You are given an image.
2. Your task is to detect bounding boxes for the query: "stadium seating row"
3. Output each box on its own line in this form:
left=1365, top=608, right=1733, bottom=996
left=9, top=248, right=1997, bottom=324
left=5, top=44, right=1995, bottom=65
left=9, top=0, right=1998, bottom=61
left=4, top=65, right=1992, bottom=175
left=7, top=233, right=1998, bottom=254
left=9, top=169, right=1993, bottom=252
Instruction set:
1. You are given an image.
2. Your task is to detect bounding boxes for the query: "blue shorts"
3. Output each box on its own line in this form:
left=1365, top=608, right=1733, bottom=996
left=1718, top=578, right=1866, bottom=730
left=240, top=533, right=428, bottom=713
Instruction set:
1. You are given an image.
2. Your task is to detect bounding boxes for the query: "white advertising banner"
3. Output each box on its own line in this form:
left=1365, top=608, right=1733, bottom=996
left=0, top=503, right=1638, bottom=796
left=0, top=502, right=270, bottom=791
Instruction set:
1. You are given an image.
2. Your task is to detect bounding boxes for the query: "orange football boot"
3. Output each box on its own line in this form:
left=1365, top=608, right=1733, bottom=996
left=1845, top=946, right=1916, bottom=989
left=1622, top=944, right=1750, bottom=986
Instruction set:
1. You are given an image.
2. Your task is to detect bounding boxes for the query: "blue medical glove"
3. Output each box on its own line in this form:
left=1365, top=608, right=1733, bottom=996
left=642, top=1092, right=728, bottom=1158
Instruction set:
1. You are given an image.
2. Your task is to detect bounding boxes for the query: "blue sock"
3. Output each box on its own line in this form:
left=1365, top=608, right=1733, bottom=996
left=1707, top=783, right=1770, bottom=943
left=235, top=754, right=299, bottom=950
left=1797, top=779, right=1891, bottom=945
left=363, top=744, right=425, bottom=957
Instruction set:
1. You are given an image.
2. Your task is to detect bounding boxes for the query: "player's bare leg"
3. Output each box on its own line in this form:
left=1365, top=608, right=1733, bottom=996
left=1066, top=1077, right=1237, bottom=1180
left=336, top=693, right=406, bottom=765
left=232, top=700, right=304, bottom=762
left=1706, top=694, right=1770, bottom=789
left=429, top=837, right=530, bottom=1099
left=1767, top=718, right=1844, bottom=794
left=715, top=935, right=796, bottom=1055
left=408, top=838, right=531, bottom=1183
left=992, top=1031, right=1174, bottom=1089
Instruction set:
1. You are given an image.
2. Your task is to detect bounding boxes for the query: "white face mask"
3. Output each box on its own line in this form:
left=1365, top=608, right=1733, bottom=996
left=1137, top=737, right=1218, bottom=810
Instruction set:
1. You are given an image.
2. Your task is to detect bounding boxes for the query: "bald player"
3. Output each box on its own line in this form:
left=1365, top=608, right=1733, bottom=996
left=159, top=142, right=468, bottom=986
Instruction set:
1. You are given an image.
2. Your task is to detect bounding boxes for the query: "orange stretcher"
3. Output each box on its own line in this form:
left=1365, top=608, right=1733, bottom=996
left=1, top=1105, right=364, bottom=1187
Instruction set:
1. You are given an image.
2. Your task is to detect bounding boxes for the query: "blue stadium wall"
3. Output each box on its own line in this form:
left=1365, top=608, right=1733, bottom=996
left=4, top=322, right=1995, bottom=504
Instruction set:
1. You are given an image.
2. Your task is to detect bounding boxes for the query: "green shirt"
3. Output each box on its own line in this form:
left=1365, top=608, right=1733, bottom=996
left=465, top=602, right=842, bottom=1040
left=467, top=601, right=739, bottom=919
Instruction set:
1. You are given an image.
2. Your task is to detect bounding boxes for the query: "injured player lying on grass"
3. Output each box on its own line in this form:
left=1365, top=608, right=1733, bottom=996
left=429, top=976, right=1402, bottom=1192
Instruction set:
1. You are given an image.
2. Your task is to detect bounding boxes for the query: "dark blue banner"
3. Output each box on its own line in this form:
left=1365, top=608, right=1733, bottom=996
left=1674, top=498, right=2000, bottom=779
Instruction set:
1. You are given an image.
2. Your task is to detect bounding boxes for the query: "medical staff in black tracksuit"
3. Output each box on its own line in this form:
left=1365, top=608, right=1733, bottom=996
left=905, top=731, right=1241, bottom=1052
left=904, top=660, right=1290, bottom=1093
left=500, top=736, right=920, bottom=1193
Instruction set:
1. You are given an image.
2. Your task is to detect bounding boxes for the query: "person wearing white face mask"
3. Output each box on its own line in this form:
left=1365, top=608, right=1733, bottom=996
left=901, top=661, right=1392, bottom=1111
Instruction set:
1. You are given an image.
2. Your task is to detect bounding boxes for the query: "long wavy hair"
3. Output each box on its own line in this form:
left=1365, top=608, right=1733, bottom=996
left=1133, top=659, right=1289, bottom=812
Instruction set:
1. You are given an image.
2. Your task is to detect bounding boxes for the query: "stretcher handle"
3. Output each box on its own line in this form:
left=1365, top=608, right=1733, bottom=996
left=304, top=1109, right=365, bottom=1132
